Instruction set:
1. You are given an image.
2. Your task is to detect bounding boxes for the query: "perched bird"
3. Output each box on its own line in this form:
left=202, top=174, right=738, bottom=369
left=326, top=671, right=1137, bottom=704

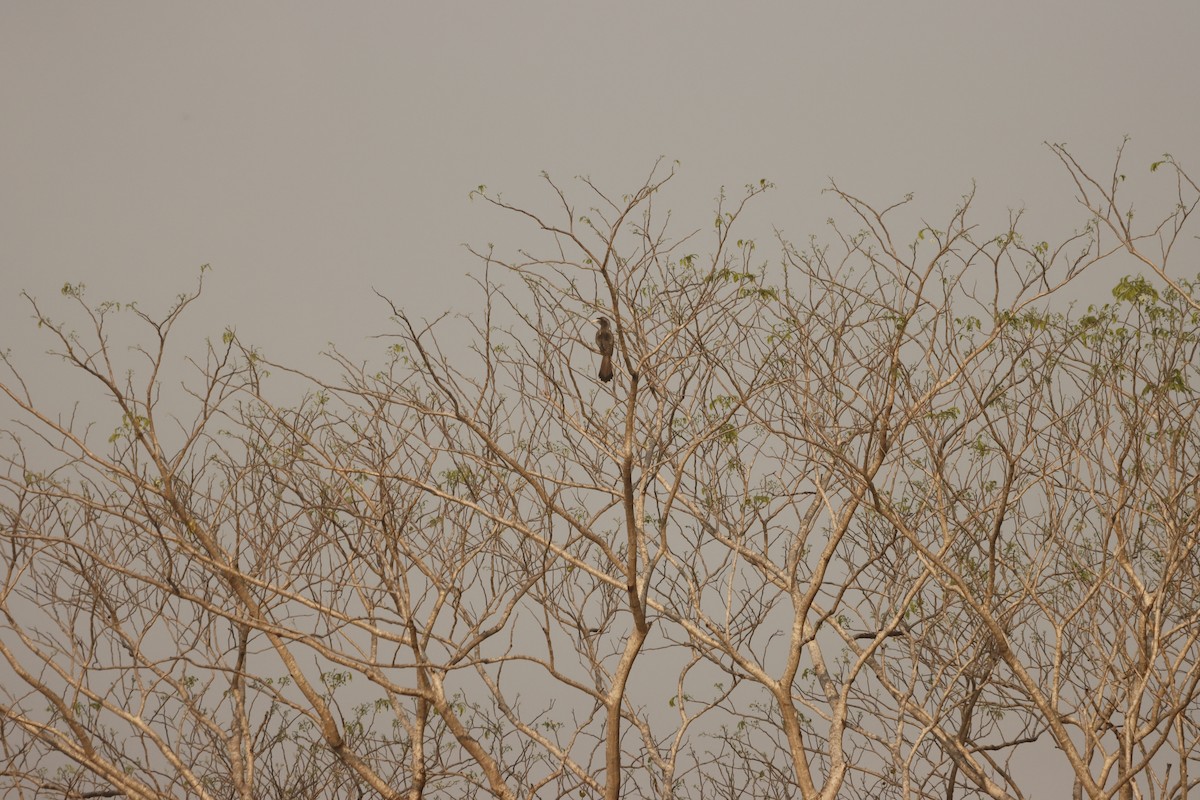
left=594, top=316, right=615, bottom=382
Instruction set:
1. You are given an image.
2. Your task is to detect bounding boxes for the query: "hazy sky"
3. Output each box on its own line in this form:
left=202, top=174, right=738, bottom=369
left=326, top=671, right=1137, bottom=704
left=3, top=6, right=1197, bottom=794
left=3, top=2, right=1199, bottom=363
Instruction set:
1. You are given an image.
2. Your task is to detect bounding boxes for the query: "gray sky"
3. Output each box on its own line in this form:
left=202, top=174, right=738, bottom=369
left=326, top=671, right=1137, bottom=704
left=3, top=2, right=1198, bottom=362
left=2, top=5, right=1197, bottom=793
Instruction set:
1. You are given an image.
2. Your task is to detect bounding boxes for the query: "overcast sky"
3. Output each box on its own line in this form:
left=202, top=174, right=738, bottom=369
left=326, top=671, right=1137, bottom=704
left=3, top=6, right=1197, bottom=793
left=3, top=2, right=1199, bottom=364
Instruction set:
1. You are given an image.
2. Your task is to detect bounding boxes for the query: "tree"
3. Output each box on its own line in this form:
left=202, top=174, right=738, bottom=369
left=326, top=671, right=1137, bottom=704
left=1, top=146, right=1198, bottom=800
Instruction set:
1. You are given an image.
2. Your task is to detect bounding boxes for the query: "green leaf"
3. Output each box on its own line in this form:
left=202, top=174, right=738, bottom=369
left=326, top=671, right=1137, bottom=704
left=1112, top=275, right=1159, bottom=304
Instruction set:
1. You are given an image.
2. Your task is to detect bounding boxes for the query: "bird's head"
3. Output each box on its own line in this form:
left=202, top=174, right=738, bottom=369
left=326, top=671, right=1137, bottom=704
left=595, top=316, right=610, bottom=328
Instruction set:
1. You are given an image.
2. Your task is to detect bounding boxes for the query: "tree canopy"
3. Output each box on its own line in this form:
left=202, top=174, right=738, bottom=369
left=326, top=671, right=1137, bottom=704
left=2, top=143, right=1199, bottom=800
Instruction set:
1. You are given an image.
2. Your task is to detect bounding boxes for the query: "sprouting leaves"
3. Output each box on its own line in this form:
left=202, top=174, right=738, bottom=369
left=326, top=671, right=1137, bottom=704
left=1142, top=368, right=1191, bottom=395
left=709, top=395, right=735, bottom=411
left=717, top=422, right=738, bottom=445
left=1112, top=275, right=1159, bottom=305
left=931, top=407, right=960, bottom=422
left=109, top=414, right=151, bottom=443
left=707, top=267, right=750, bottom=284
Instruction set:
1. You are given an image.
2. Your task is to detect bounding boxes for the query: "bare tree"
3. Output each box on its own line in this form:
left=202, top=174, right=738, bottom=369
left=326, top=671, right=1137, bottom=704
left=2, top=146, right=1198, bottom=799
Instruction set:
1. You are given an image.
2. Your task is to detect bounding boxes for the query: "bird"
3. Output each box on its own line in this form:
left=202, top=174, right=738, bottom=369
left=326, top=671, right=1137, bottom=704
left=594, top=316, right=615, bottom=383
